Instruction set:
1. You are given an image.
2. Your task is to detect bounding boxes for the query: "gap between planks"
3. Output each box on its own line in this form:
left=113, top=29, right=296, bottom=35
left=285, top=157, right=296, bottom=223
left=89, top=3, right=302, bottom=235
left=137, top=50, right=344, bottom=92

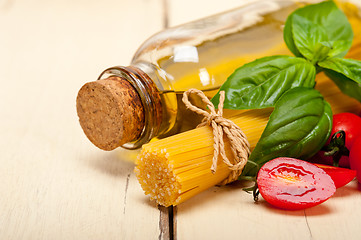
left=158, top=205, right=177, bottom=240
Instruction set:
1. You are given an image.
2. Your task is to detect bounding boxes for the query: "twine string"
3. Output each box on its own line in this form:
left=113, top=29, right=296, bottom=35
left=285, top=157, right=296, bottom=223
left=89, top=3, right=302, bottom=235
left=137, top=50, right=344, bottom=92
left=182, top=88, right=251, bottom=184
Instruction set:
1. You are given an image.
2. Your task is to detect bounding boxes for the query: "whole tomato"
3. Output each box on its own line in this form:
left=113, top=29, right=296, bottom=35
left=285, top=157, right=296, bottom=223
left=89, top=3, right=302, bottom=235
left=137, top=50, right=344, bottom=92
left=349, top=137, right=361, bottom=183
left=316, top=113, right=361, bottom=167
left=330, top=113, right=361, bottom=150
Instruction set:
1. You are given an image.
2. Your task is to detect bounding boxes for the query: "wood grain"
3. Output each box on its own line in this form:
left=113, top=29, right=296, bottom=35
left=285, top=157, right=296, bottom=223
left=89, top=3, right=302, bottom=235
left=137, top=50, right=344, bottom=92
left=0, top=0, right=166, bottom=239
left=175, top=180, right=361, bottom=240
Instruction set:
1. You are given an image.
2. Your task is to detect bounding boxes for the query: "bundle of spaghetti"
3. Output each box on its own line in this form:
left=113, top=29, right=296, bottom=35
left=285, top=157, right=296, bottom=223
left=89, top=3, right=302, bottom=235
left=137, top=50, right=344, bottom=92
left=135, top=34, right=361, bottom=207
left=134, top=107, right=271, bottom=207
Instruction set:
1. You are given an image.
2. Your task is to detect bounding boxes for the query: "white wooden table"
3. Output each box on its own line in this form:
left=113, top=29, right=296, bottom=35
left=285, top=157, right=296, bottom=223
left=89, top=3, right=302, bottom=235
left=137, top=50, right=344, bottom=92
left=1, top=0, right=361, bottom=239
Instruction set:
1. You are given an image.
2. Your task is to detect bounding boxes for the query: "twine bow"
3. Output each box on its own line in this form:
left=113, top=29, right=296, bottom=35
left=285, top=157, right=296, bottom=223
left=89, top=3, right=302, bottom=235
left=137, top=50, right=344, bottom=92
left=182, top=89, right=250, bottom=184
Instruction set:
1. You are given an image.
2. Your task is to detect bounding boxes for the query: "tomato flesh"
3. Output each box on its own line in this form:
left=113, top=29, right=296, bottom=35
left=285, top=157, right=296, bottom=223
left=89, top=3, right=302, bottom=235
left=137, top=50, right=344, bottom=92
left=313, top=163, right=356, bottom=188
left=257, top=157, right=336, bottom=210
left=349, top=137, right=361, bottom=183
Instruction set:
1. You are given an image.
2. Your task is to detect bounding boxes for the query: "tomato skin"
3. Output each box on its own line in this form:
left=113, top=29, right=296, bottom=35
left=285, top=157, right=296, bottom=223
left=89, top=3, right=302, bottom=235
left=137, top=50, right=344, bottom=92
left=329, top=113, right=361, bottom=150
left=257, top=157, right=336, bottom=210
left=313, top=163, right=356, bottom=188
left=349, top=137, right=361, bottom=183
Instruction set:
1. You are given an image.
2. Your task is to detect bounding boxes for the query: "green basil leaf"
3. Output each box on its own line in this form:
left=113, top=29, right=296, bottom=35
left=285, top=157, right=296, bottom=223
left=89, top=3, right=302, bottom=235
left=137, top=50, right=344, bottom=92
left=242, top=87, right=332, bottom=177
left=211, top=56, right=316, bottom=110
left=319, top=58, right=361, bottom=83
left=318, top=57, right=361, bottom=102
left=283, top=12, right=302, bottom=58
left=292, top=14, right=331, bottom=62
left=284, top=1, right=353, bottom=61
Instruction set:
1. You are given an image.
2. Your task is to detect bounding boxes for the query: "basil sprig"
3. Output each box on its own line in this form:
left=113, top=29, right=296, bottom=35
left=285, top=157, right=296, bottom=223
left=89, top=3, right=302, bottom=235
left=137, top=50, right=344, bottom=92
left=284, top=1, right=353, bottom=62
left=285, top=0, right=361, bottom=102
left=210, top=1, right=361, bottom=177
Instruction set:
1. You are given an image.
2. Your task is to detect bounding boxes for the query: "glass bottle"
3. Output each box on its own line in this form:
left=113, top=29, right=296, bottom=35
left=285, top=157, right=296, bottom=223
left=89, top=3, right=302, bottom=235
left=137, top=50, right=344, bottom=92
left=76, top=0, right=361, bottom=150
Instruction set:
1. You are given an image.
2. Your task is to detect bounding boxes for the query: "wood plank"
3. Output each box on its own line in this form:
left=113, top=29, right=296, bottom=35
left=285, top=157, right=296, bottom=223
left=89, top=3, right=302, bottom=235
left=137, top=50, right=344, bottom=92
left=304, top=181, right=361, bottom=239
left=176, top=183, right=312, bottom=240
left=175, top=180, right=361, bottom=240
left=167, top=1, right=361, bottom=239
left=0, top=0, right=168, bottom=239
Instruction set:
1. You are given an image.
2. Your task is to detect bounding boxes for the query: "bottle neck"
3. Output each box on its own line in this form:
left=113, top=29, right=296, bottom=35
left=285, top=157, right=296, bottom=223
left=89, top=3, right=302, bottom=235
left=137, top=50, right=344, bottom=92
left=98, top=66, right=163, bottom=149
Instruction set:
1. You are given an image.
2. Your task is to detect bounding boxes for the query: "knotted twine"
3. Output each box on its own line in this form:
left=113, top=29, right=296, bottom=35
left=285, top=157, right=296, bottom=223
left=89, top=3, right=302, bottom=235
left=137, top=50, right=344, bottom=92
left=182, top=88, right=251, bottom=185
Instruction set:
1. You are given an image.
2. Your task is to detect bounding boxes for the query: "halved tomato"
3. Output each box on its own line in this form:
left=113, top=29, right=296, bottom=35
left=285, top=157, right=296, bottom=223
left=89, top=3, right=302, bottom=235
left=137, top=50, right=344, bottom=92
left=257, top=157, right=336, bottom=210
left=314, top=163, right=356, bottom=188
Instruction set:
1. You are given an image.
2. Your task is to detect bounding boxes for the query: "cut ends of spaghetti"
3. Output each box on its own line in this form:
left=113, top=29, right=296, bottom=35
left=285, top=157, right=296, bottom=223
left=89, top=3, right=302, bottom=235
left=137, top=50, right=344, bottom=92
left=135, top=148, right=181, bottom=207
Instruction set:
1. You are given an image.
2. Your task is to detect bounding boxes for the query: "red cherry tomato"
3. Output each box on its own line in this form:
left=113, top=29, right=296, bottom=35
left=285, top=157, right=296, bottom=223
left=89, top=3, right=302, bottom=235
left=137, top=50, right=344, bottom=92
left=257, top=157, right=336, bottom=210
left=313, top=163, right=356, bottom=188
left=329, top=113, right=361, bottom=150
left=349, top=137, right=361, bottom=183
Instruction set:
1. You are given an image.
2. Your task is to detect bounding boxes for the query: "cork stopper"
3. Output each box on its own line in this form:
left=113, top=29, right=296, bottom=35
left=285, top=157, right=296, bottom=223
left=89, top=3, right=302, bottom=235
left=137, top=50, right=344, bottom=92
left=76, top=76, right=145, bottom=151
